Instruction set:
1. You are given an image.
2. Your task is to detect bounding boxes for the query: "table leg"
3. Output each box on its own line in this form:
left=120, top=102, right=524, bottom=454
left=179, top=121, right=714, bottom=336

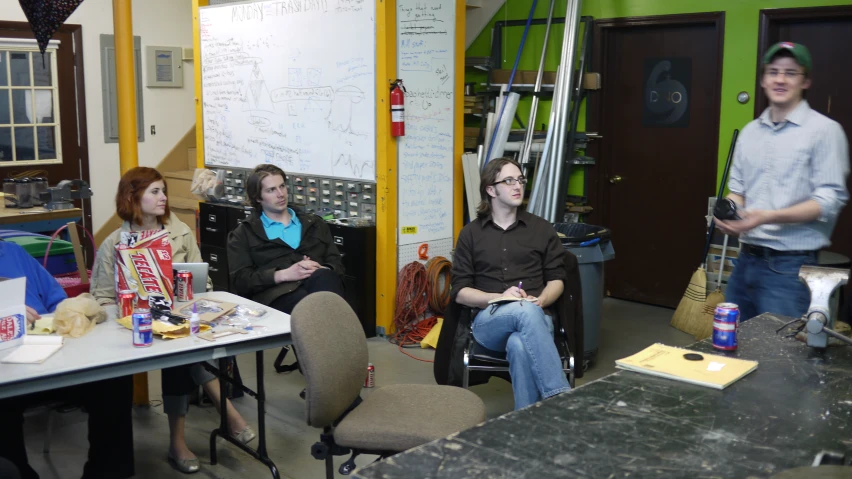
left=205, top=355, right=280, bottom=479
left=209, top=357, right=228, bottom=465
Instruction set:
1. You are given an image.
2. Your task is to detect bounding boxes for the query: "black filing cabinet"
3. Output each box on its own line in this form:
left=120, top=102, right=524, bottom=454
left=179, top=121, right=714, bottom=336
left=199, top=202, right=253, bottom=292
left=328, top=223, right=377, bottom=338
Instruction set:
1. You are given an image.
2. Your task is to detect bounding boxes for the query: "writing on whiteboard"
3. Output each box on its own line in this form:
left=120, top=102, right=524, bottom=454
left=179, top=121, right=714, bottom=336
left=231, top=0, right=331, bottom=22
left=199, top=1, right=376, bottom=180
left=396, top=1, right=454, bottom=242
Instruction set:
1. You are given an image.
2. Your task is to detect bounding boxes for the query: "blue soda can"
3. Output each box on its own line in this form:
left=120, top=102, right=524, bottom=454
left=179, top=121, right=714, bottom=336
left=712, top=302, right=740, bottom=351
left=132, top=308, right=153, bottom=348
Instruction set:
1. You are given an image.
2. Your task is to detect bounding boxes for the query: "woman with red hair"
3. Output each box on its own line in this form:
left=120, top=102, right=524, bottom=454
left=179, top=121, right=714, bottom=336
left=91, top=167, right=255, bottom=474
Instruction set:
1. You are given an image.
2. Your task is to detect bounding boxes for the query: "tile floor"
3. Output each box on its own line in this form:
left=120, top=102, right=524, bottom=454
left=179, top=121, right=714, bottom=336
left=22, top=298, right=694, bottom=479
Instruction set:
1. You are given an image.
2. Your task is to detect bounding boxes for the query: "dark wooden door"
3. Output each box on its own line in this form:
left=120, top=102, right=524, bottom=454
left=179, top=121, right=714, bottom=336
left=0, top=22, right=92, bottom=236
left=757, top=7, right=852, bottom=264
left=587, top=14, right=724, bottom=308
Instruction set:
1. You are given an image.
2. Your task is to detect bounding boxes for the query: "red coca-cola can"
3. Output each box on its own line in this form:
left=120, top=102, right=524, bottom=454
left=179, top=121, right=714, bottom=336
left=118, top=289, right=137, bottom=318
left=175, top=270, right=193, bottom=302
left=364, top=363, right=375, bottom=388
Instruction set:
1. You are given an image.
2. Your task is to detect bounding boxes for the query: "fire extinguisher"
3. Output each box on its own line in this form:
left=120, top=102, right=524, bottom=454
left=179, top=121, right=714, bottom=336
left=390, top=79, right=406, bottom=137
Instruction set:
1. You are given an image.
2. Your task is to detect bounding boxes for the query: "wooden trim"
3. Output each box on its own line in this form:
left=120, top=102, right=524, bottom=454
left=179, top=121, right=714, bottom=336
left=453, top=0, right=465, bottom=241
left=755, top=5, right=852, bottom=117
left=71, top=25, right=93, bottom=241
left=592, top=12, right=724, bottom=29
left=193, top=0, right=208, bottom=168
left=586, top=12, right=725, bottom=229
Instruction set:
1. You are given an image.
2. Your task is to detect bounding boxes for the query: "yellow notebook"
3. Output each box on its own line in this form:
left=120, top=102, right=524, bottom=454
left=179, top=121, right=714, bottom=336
left=615, top=343, right=758, bottom=390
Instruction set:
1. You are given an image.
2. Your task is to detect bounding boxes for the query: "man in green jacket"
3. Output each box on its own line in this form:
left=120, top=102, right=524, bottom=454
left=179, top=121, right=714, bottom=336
left=227, top=164, right=345, bottom=314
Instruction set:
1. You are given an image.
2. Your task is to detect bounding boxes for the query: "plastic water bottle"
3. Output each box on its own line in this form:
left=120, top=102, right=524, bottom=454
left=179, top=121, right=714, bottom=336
left=190, top=303, right=200, bottom=337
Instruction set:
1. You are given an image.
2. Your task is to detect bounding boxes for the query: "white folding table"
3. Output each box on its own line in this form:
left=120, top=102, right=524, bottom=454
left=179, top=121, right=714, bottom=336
left=0, top=291, right=290, bottom=478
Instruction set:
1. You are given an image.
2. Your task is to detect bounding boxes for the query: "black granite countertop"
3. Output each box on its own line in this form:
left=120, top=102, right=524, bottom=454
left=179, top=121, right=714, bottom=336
left=354, top=314, right=852, bottom=478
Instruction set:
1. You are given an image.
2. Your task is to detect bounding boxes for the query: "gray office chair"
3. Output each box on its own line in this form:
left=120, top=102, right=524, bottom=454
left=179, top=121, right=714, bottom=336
left=290, top=292, right=486, bottom=478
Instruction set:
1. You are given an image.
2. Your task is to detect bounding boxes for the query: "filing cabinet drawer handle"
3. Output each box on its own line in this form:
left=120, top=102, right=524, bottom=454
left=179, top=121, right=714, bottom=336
left=205, top=227, right=220, bottom=233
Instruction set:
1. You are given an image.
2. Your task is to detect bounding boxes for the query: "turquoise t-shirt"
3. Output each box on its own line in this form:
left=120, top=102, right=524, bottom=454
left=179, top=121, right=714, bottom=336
left=260, top=209, right=302, bottom=249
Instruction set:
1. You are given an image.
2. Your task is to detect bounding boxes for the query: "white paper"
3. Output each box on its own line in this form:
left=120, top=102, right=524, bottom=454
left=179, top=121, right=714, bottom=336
left=707, top=362, right=726, bottom=372
left=0, top=277, right=28, bottom=352
left=2, top=335, right=64, bottom=364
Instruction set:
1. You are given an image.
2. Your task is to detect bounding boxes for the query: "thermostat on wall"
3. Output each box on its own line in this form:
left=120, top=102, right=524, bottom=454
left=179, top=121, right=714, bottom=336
left=145, top=45, right=183, bottom=88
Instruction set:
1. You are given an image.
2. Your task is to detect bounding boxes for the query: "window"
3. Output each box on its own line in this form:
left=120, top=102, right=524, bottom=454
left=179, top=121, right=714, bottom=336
left=0, top=39, right=61, bottom=166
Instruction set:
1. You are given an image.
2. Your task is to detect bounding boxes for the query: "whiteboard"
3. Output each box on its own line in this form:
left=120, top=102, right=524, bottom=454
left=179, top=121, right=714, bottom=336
left=396, top=0, right=455, bottom=245
left=199, top=0, right=376, bottom=180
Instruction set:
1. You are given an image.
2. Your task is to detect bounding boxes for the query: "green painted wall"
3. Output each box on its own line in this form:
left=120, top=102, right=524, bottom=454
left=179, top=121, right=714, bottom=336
left=466, top=0, right=852, bottom=198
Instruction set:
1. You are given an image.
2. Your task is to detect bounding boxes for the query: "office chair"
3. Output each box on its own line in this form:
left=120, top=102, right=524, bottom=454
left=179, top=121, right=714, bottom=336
left=290, top=292, right=486, bottom=478
left=462, top=314, right=576, bottom=389
left=434, top=252, right=584, bottom=389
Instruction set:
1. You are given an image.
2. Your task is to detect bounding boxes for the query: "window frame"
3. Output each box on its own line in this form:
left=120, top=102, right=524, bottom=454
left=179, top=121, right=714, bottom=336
left=0, top=37, right=62, bottom=167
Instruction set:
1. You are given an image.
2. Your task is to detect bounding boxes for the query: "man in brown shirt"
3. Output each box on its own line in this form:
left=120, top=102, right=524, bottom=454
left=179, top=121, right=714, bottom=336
left=451, top=157, right=571, bottom=409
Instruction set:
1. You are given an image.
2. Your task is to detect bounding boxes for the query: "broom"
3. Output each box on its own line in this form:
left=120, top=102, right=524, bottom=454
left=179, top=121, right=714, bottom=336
left=671, top=129, right=739, bottom=336
left=696, top=234, right=729, bottom=340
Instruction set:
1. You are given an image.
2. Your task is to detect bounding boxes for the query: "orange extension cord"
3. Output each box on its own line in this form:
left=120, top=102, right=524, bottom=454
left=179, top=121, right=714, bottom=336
left=390, top=257, right=452, bottom=362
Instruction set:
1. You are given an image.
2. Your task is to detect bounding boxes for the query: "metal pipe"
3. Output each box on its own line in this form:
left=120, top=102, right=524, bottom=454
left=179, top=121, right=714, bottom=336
left=547, top=0, right=582, bottom=221
left=113, top=0, right=139, bottom=175
left=528, top=66, right=562, bottom=215
left=484, top=0, right=541, bottom=165
left=553, top=15, right=591, bottom=221
left=519, top=0, right=556, bottom=166
left=506, top=141, right=546, bottom=152
left=545, top=58, right=570, bottom=219
left=489, top=92, right=520, bottom=161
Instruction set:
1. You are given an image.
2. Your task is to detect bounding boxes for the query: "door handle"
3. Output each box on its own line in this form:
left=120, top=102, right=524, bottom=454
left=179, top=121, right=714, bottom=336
left=609, top=175, right=623, bottom=184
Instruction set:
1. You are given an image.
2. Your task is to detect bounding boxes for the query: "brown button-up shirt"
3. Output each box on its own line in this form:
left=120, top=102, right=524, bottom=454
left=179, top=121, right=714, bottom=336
left=451, top=210, right=566, bottom=298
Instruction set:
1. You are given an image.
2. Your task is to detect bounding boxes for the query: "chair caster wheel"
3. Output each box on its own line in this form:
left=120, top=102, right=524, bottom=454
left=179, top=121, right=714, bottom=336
left=311, top=442, right=329, bottom=460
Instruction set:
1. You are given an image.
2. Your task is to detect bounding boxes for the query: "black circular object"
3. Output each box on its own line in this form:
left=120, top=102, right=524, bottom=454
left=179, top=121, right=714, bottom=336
left=683, top=353, right=704, bottom=361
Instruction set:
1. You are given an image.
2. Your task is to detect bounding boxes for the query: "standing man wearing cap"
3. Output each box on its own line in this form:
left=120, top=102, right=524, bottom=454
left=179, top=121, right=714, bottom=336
left=714, top=42, right=850, bottom=321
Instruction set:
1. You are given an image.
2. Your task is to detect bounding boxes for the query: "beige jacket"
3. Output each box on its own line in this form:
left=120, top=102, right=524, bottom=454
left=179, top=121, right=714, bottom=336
left=91, top=213, right=209, bottom=306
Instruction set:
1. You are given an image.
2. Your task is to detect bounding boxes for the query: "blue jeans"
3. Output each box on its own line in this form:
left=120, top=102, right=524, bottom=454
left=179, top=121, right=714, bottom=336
left=472, top=302, right=571, bottom=410
left=725, top=249, right=817, bottom=321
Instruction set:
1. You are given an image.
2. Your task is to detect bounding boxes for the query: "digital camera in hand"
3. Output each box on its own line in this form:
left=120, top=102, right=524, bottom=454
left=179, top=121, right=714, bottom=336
left=714, top=198, right=741, bottom=220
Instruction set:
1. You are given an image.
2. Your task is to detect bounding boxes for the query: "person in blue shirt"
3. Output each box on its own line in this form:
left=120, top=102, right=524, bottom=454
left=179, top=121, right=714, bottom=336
left=0, top=239, right=135, bottom=479
left=0, top=241, right=67, bottom=324
left=227, top=164, right=345, bottom=314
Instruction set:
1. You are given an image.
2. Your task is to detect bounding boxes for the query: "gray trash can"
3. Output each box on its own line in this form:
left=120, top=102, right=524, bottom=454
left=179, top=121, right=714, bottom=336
left=553, top=223, right=615, bottom=370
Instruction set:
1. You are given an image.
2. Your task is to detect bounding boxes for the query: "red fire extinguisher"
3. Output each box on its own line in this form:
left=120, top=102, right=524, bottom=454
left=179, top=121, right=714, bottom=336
left=390, top=79, right=406, bottom=137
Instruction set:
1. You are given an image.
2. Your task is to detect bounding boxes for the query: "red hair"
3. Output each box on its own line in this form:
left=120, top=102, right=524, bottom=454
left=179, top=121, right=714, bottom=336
left=115, top=167, right=170, bottom=226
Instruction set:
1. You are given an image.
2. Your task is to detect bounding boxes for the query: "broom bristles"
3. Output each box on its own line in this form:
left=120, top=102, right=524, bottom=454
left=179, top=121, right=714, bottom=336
left=696, top=288, right=725, bottom=340
left=671, top=268, right=708, bottom=335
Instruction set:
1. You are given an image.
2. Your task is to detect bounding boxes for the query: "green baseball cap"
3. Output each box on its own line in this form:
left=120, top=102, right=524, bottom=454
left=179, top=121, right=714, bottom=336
left=763, top=42, right=812, bottom=72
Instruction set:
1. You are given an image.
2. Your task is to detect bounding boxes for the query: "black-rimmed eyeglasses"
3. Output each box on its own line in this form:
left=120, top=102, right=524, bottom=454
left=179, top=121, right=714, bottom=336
left=492, top=176, right=527, bottom=187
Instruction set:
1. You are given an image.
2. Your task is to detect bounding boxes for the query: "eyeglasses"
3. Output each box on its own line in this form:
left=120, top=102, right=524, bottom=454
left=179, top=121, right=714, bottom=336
left=765, top=69, right=805, bottom=79
left=492, top=176, right=527, bottom=187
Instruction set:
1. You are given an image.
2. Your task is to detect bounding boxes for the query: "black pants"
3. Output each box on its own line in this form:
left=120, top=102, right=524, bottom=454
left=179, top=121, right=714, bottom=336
left=270, top=268, right=345, bottom=314
left=0, top=376, right=135, bottom=479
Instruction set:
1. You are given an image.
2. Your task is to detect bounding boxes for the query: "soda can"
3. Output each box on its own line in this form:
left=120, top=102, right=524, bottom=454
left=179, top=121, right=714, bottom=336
left=712, top=302, right=740, bottom=351
left=175, top=270, right=193, bottom=302
left=118, top=289, right=137, bottom=318
left=132, top=308, right=153, bottom=348
left=364, top=363, right=375, bottom=388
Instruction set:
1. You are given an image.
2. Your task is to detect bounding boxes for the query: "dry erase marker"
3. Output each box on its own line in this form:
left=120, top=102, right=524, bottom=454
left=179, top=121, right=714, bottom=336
left=518, top=281, right=523, bottom=290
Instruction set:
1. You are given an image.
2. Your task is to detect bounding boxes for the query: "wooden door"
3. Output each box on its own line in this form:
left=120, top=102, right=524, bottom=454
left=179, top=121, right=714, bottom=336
left=0, top=22, right=92, bottom=234
left=757, top=7, right=852, bottom=263
left=586, top=14, right=724, bottom=308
